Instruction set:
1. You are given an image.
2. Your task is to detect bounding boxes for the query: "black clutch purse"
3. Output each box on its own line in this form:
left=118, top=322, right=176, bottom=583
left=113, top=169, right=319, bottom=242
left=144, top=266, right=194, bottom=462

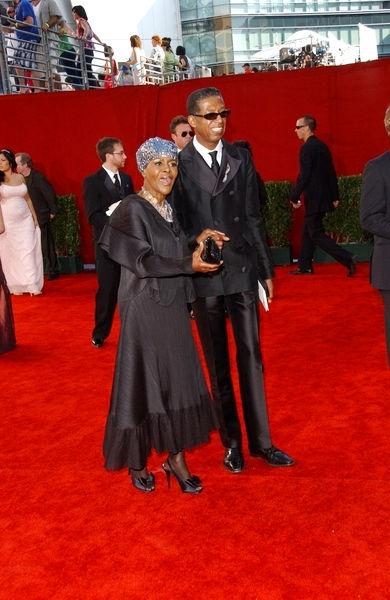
left=201, top=237, right=222, bottom=264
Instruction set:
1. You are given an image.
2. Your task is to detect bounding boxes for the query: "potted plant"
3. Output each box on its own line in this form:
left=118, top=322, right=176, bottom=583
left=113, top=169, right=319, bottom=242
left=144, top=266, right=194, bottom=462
left=51, top=194, right=83, bottom=273
left=262, top=180, right=294, bottom=265
left=314, top=174, right=373, bottom=263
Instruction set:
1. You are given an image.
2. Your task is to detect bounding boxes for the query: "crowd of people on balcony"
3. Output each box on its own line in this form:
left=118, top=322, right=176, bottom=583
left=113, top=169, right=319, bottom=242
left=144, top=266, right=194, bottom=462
left=0, top=1, right=196, bottom=94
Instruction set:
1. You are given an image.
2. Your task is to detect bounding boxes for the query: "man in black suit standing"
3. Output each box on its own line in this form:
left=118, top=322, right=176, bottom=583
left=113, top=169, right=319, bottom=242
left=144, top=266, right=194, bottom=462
left=289, top=114, right=357, bottom=276
left=170, top=86, right=294, bottom=473
left=360, top=105, right=390, bottom=366
left=83, top=137, right=133, bottom=348
left=15, top=152, right=60, bottom=280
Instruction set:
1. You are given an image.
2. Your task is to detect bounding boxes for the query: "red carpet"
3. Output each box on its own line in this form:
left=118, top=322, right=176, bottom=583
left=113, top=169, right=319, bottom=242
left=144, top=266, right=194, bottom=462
left=1, top=263, right=390, bottom=599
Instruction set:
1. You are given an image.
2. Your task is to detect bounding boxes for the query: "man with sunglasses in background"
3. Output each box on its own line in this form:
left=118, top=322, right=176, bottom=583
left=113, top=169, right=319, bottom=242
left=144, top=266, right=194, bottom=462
left=290, top=114, right=357, bottom=276
left=170, top=115, right=194, bottom=150
left=170, top=86, right=294, bottom=473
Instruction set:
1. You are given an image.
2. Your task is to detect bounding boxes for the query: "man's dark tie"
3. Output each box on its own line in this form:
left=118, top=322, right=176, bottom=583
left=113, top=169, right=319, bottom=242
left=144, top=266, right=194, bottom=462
left=209, top=151, right=220, bottom=177
left=113, top=173, right=123, bottom=198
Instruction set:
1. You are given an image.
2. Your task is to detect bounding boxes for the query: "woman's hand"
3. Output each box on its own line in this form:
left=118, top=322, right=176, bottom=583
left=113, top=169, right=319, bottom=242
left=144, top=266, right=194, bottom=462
left=192, top=241, right=223, bottom=273
left=195, top=228, right=229, bottom=250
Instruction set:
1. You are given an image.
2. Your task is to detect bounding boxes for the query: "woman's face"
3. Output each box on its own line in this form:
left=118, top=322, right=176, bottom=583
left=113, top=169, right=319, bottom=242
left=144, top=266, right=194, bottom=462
left=143, top=156, right=178, bottom=199
left=0, top=154, right=11, bottom=171
left=72, top=10, right=79, bottom=20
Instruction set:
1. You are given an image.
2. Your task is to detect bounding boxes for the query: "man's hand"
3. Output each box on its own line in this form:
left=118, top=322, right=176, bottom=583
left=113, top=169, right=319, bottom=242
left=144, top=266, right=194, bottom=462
left=333, top=200, right=339, bottom=208
left=265, top=278, right=274, bottom=303
left=291, top=200, right=301, bottom=210
left=196, top=228, right=230, bottom=250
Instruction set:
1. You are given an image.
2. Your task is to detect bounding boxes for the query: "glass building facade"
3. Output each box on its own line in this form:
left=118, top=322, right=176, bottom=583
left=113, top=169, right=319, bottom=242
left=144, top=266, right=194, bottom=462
left=179, top=0, right=390, bottom=74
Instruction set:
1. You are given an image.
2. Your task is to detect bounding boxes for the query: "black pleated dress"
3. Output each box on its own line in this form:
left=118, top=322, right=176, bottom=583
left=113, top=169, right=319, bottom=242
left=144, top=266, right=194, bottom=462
left=99, top=195, right=216, bottom=470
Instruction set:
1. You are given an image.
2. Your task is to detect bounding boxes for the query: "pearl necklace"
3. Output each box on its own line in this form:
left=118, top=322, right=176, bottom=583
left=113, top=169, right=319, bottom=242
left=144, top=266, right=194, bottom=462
left=139, top=187, right=173, bottom=222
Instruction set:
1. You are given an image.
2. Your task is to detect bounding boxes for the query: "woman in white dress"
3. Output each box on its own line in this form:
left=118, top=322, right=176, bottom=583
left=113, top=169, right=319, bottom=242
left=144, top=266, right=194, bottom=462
left=126, top=34, right=145, bottom=85
left=0, top=149, right=43, bottom=296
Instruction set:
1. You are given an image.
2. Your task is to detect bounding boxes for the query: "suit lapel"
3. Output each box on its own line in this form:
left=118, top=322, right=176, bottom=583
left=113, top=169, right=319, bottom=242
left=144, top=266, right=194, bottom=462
left=179, top=142, right=242, bottom=197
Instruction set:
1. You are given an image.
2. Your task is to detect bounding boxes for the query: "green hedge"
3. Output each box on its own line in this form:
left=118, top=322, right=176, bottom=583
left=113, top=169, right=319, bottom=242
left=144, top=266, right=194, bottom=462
left=262, top=180, right=293, bottom=247
left=51, top=194, right=81, bottom=256
left=323, top=175, right=373, bottom=243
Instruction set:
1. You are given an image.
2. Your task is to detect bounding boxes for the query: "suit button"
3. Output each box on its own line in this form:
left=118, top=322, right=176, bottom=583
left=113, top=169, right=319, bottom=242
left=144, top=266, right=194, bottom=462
left=229, top=190, right=234, bottom=196
left=241, top=266, right=247, bottom=273
left=233, top=216, right=240, bottom=222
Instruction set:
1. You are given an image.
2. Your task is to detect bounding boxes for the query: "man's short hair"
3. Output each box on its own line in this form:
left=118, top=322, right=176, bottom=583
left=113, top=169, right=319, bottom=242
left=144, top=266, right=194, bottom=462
left=96, top=137, right=122, bottom=163
left=15, top=152, right=32, bottom=168
left=298, top=114, right=317, bottom=132
left=170, top=115, right=189, bottom=134
left=187, top=87, right=223, bottom=116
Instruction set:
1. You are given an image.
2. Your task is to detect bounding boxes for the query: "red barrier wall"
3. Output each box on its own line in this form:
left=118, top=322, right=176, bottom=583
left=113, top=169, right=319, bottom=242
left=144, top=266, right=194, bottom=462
left=2, top=59, right=390, bottom=263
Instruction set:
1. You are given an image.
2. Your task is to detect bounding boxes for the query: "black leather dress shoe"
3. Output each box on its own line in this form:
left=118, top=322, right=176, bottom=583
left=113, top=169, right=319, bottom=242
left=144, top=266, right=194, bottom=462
left=223, top=448, right=244, bottom=473
left=347, top=255, right=357, bottom=277
left=250, top=446, right=295, bottom=467
left=47, top=273, right=60, bottom=280
left=92, top=338, right=103, bottom=348
left=289, top=268, right=314, bottom=275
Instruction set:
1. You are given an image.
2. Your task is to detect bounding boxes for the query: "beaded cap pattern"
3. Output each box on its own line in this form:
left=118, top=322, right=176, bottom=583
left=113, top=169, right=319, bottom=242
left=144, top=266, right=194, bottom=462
left=136, top=137, right=178, bottom=173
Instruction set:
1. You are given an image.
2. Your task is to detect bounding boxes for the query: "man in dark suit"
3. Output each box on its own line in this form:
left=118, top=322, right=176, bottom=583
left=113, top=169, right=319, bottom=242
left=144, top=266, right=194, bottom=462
left=360, top=105, right=390, bottom=366
left=170, top=86, right=294, bottom=472
left=83, top=137, right=133, bottom=348
left=15, top=152, right=59, bottom=280
left=289, top=114, right=357, bottom=276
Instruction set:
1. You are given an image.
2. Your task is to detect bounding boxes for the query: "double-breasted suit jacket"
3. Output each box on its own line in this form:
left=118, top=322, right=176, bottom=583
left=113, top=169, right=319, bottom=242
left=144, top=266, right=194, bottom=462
left=170, top=140, right=274, bottom=298
left=83, top=167, right=134, bottom=341
left=360, top=150, right=390, bottom=290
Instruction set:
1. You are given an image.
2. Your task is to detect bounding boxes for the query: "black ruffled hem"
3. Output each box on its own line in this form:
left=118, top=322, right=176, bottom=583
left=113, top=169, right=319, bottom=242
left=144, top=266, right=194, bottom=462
left=103, top=394, right=218, bottom=471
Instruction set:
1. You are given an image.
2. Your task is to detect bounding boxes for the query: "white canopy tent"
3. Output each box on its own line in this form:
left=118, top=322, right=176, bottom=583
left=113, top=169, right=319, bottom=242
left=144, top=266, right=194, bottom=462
left=252, top=29, right=361, bottom=66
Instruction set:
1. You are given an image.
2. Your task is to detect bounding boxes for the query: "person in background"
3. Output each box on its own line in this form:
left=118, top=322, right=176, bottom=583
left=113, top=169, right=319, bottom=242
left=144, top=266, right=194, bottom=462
left=170, top=115, right=194, bottom=151
left=242, top=62, right=252, bottom=74
left=15, top=152, right=59, bottom=281
left=0, top=148, right=43, bottom=296
left=83, top=137, right=133, bottom=348
left=72, top=5, right=102, bottom=89
left=13, top=0, right=40, bottom=93
left=0, top=205, right=16, bottom=354
left=102, top=45, right=117, bottom=88
left=57, top=22, right=78, bottom=88
left=170, top=86, right=295, bottom=473
left=175, top=45, right=194, bottom=79
left=150, top=34, right=164, bottom=67
left=100, top=137, right=219, bottom=494
left=360, top=105, right=390, bottom=367
left=161, top=37, right=180, bottom=80
left=289, top=114, right=357, bottom=276
left=126, top=34, right=145, bottom=85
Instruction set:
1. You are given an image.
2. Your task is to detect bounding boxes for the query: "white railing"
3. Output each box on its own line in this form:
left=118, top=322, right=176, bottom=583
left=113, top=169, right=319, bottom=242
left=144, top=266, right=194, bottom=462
left=0, top=19, right=210, bottom=95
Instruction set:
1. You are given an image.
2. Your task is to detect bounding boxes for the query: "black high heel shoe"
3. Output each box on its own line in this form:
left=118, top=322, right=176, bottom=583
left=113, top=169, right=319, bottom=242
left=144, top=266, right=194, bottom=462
left=129, top=469, right=155, bottom=493
left=162, top=460, right=202, bottom=494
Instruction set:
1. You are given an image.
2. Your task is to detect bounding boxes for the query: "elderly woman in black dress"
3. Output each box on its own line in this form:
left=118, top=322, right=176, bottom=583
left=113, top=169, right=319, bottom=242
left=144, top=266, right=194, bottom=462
left=100, top=138, right=222, bottom=494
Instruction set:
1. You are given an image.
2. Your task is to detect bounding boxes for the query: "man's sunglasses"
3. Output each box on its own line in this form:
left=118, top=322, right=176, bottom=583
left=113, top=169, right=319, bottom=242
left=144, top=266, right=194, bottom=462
left=191, top=110, right=231, bottom=121
left=181, top=131, right=194, bottom=138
